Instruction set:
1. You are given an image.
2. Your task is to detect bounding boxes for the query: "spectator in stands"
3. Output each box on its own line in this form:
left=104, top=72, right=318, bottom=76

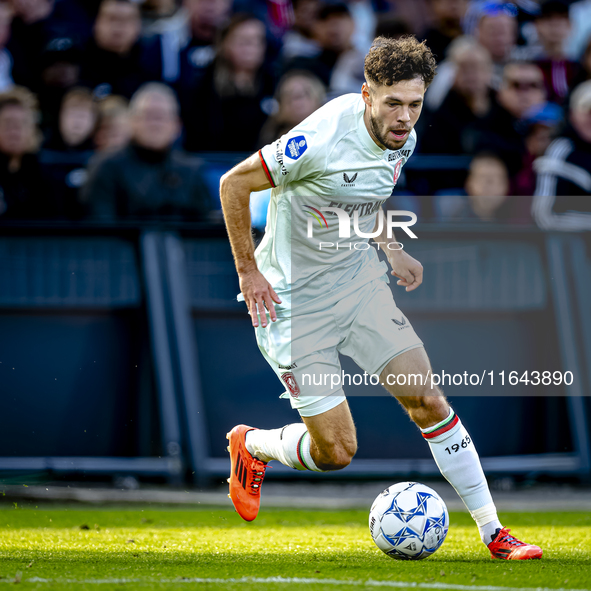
left=566, top=0, right=591, bottom=61
left=347, top=0, right=376, bottom=55
left=174, top=0, right=232, bottom=93
left=183, top=13, right=275, bottom=152
left=421, top=38, right=493, bottom=154
left=465, top=152, right=509, bottom=221
left=389, top=0, right=431, bottom=37
left=37, top=37, right=82, bottom=129
left=44, top=87, right=96, bottom=152
left=83, top=83, right=212, bottom=220
left=0, top=87, right=50, bottom=219
left=533, top=80, right=591, bottom=230
left=184, top=0, right=231, bottom=47
left=474, top=1, right=519, bottom=89
left=258, top=70, right=325, bottom=146
left=475, top=61, right=546, bottom=175
left=281, top=0, right=320, bottom=60
left=93, top=94, right=130, bottom=152
left=328, top=8, right=369, bottom=96
left=512, top=101, right=563, bottom=197
left=7, top=0, right=90, bottom=92
left=422, top=0, right=470, bottom=62
left=79, top=0, right=161, bottom=99
left=0, top=2, right=13, bottom=93
left=374, top=14, right=411, bottom=41
left=8, top=0, right=55, bottom=91
left=143, top=0, right=184, bottom=33
left=40, top=87, right=97, bottom=218
left=569, top=36, right=591, bottom=92
left=141, top=0, right=186, bottom=70
left=231, top=0, right=288, bottom=44
left=532, top=0, right=579, bottom=105
left=283, top=3, right=363, bottom=96
left=435, top=152, right=510, bottom=222
left=141, top=0, right=178, bottom=27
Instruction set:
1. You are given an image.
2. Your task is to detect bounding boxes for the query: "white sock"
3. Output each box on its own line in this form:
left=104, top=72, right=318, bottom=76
left=421, top=409, right=502, bottom=545
left=245, top=424, right=325, bottom=471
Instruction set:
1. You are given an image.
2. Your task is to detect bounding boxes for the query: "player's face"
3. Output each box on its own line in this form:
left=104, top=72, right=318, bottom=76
left=362, top=78, right=425, bottom=151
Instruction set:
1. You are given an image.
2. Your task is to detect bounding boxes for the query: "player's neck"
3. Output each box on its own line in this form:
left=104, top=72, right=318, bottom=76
left=362, top=107, right=387, bottom=151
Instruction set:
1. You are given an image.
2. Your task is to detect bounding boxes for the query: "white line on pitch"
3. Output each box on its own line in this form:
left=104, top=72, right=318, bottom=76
left=3, top=576, right=587, bottom=591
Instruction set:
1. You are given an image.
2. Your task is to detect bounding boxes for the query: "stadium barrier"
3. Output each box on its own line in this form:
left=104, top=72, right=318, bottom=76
left=0, top=222, right=589, bottom=484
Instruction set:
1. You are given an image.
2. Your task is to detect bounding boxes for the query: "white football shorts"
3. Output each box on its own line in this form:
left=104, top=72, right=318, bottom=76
left=255, top=276, right=424, bottom=417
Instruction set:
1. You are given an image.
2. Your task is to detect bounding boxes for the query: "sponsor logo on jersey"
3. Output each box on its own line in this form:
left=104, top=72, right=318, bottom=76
left=274, top=141, right=288, bottom=175
left=341, top=172, right=358, bottom=186
left=327, top=199, right=386, bottom=217
left=278, top=362, right=298, bottom=370
left=392, top=315, right=409, bottom=329
left=285, top=136, right=307, bottom=160
left=281, top=372, right=300, bottom=399
left=388, top=149, right=411, bottom=161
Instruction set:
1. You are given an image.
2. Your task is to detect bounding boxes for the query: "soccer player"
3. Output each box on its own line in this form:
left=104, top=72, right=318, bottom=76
left=220, top=35, right=542, bottom=560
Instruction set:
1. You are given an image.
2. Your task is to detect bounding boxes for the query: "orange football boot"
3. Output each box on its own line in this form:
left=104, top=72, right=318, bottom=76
left=488, top=527, right=543, bottom=560
left=226, top=425, right=267, bottom=522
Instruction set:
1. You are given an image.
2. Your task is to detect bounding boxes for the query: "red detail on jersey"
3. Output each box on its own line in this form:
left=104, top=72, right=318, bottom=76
left=281, top=372, right=300, bottom=399
left=259, top=150, right=276, bottom=188
left=422, top=414, right=459, bottom=440
left=393, top=159, right=403, bottom=183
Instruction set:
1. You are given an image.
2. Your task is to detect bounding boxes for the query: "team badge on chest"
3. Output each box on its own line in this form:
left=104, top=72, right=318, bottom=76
left=393, top=159, right=403, bottom=183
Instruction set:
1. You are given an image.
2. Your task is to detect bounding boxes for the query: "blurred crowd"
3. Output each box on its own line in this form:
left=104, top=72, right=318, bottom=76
left=0, top=0, right=589, bottom=227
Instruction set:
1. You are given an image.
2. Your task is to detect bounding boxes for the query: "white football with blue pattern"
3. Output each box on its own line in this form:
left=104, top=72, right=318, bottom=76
left=369, top=482, right=449, bottom=560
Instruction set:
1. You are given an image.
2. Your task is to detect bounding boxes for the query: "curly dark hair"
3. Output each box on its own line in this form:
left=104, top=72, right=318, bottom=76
left=364, top=35, right=437, bottom=88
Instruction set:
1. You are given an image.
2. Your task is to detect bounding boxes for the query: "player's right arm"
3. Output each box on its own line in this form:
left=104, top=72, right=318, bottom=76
left=373, top=212, right=423, bottom=292
left=220, top=152, right=281, bottom=328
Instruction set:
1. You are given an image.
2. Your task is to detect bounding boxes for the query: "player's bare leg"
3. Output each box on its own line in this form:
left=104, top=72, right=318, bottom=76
left=380, top=347, right=542, bottom=559
left=301, top=401, right=357, bottom=470
left=243, top=400, right=356, bottom=473
left=227, top=401, right=357, bottom=521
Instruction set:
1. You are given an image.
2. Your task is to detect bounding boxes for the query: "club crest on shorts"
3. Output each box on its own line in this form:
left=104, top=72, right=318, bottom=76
left=281, top=372, right=300, bottom=398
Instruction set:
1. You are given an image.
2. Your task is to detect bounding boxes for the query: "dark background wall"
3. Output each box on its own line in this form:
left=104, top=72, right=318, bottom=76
left=0, top=226, right=588, bottom=483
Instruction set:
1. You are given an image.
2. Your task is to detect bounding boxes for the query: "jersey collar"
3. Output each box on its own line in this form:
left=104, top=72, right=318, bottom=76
left=356, top=98, right=386, bottom=159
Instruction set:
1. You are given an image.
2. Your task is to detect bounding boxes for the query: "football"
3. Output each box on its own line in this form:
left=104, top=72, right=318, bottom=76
left=369, top=481, right=449, bottom=560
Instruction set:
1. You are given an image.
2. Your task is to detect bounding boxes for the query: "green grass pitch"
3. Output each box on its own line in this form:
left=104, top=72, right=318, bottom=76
left=0, top=504, right=590, bottom=590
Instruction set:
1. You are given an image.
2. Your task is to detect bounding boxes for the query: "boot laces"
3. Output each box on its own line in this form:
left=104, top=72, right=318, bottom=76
left=497, top=528, right=525, bottom=547
left=249, top=459, right=267, bottom=495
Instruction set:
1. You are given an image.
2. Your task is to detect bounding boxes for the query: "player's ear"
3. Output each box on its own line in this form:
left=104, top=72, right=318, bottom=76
left=362, top=83, right=372, bottom=106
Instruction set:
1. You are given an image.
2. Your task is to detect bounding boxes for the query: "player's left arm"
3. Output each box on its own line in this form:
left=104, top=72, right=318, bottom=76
left=373, top=213, right=423, bottom=292
left=380, top=129, right=423, bottom=291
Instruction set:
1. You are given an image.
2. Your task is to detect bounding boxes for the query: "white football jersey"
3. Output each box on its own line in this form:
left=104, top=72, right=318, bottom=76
left=253, top=93, right=416, bottom=315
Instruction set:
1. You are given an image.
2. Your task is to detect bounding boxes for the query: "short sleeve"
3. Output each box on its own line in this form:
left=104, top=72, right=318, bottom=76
left=258, top=118, right=329, bottom=188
